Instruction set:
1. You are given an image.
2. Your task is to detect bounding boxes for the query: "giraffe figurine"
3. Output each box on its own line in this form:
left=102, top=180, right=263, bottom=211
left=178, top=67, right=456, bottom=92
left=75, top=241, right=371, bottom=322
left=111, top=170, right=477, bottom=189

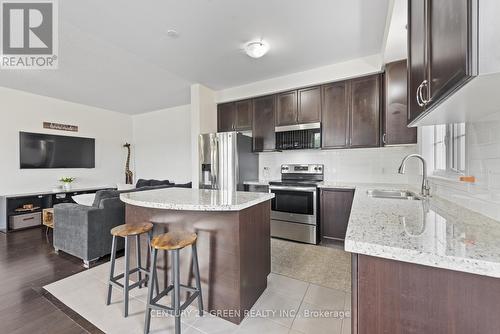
left=123, top=143, right=133, bottom=184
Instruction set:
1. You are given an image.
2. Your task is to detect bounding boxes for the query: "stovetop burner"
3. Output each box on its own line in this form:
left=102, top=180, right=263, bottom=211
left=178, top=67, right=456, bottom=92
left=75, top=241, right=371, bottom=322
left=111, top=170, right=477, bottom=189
left=269, top=180, right=322, bottom=187
left=270, top=164, right=324, bottom=187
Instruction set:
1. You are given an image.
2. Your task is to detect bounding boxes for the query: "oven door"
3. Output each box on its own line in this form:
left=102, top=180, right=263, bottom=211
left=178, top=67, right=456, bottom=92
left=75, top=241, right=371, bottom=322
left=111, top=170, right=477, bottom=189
left=269, top=185, right=317, bottom=225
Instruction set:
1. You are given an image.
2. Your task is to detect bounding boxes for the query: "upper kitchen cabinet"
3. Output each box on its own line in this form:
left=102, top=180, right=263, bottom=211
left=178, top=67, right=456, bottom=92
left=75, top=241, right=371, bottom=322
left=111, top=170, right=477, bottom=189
left=322, top=81, right=350, bottom=148
left=408, top=0, right=427, bottom=123
left=252, top=95, right=276, bottom=152
left=298, top=86, right=322, bottom=124
left=235, top=99, right=253, bottom=131
left=217, top=99, right=252, bottom=132
left=276, top=91, right=297, bottom=126
left=384, top=60, right=417, bottom=145
left=408, top=0, right=474, bottom=124
left=217, top=102, right=236, bottom=132
left=350, top=75, right=381, bottom=148
left=322, top=74, right=381, bottom=149
left=276, top=86, right=321, bottom=127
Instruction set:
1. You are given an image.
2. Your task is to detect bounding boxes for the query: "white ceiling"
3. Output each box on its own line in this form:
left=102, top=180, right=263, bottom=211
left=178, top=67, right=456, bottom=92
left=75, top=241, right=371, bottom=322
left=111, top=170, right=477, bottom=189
left=384, top=0, right=408, bottom=63
left=0, top=0, right=390, bottom=114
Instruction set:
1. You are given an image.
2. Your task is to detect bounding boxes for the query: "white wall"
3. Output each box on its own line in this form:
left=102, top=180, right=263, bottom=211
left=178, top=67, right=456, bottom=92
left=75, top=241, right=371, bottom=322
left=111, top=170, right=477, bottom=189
left=383, top=0, right=407, bottom=63
left=190, top=84, right=217, bottom=188
left=215, top=55, right=382, bottom=103
left=258, top=146, right=419, bottom=184
left=132, top=105, right=192, bottom=184
left=0, top=87, right=133, bottom=195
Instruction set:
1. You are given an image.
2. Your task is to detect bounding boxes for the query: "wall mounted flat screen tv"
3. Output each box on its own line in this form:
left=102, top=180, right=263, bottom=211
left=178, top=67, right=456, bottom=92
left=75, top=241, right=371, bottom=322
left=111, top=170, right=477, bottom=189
left=20, top=132, right=95, bottom=169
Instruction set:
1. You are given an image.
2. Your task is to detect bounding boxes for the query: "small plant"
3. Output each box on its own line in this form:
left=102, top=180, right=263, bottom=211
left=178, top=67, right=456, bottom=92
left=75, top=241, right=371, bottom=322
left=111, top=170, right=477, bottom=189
left=59, top=177, right=75, bottom=183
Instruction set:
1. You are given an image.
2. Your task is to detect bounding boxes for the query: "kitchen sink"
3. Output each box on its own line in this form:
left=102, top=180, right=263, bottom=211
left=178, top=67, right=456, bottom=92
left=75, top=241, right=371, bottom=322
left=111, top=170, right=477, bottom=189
left=367, top=189, right=421, bottom=200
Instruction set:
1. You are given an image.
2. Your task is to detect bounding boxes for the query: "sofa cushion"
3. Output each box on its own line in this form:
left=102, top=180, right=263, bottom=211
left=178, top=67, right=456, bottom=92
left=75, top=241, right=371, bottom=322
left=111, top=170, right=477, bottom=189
left=92, top=189, right=121, bottom=207
left=136, top=179, right=151, bottom=188
left=136, top=179, right=171, bottom=188
left=174, top=182, right=192, bottom=188
left=72, top=193, right=96, bottom=206
left=150, top=179, right=173, bottom=187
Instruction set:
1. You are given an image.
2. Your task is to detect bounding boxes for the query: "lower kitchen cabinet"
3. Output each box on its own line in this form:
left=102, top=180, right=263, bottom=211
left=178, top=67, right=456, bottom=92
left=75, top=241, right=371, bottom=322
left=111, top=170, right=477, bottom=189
left=320, top=188, right=354, bottom=242
left=352, top=254, right=500, bottom=334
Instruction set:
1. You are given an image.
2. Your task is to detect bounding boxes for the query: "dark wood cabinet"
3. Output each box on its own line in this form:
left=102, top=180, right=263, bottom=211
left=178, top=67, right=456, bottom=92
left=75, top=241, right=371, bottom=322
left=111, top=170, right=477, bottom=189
left=218, top=102, right=236, bottom=132
left=298, top=86, right=321, bottom=124
left=384, top=60, right=417, bottom=145
left=276, top=86, right=321, bottom=127
left=320, top=188, right=354, bottom=241
left=353, top=254, right=500, bottom=334
left=218, top=100, right=252, bottom=132
left=408, top=0, right=474, bottom=124
left=276, top=91, right=297, bottom=126
left=350, top=75, right=381, bottom=148
left=321, top=81, right=350, bottom=148
left=322, top=75, right=381, bottom=149
left=252, top=95, right=276, bottom=152
left=235, top=99, right=252, bottom=131
left=408, top=0, right=427, bottom=123
left=428, top=0, right=471, bottom=101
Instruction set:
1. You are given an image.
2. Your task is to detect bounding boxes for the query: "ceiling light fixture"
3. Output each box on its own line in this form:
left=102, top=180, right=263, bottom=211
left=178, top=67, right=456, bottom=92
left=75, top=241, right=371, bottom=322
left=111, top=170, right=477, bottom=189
left=244, top=40, right=270, bottom=59
left=167, top=29, right=179, bottom=38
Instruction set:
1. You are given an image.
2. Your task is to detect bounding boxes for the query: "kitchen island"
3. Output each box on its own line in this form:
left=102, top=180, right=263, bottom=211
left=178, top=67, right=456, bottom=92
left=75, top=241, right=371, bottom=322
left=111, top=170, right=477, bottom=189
left=120, top=187, right=274, bottom=324
left=343, top=184, right=500, bottom=334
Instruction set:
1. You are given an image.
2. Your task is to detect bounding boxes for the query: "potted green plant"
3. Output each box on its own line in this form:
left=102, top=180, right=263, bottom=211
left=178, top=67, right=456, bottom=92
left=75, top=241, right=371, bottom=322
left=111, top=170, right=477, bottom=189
left=60, top=177, right=75, bottom=191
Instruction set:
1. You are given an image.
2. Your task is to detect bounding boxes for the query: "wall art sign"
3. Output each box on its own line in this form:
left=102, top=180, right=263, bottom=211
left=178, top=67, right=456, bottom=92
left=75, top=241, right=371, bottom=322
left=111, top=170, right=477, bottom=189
left=43, top=122, right=78, bottom=132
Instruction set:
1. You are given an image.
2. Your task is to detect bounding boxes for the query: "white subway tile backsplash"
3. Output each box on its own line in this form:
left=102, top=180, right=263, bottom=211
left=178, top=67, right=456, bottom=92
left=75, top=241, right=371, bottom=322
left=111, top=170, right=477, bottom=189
left=428, top=114, right=500, bottom=221
left=258, top=146, right=419, bottom=185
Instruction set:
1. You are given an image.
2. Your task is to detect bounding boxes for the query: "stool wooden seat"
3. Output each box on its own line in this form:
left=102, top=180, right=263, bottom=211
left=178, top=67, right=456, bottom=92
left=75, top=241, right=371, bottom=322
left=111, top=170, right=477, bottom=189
left=111, top=222, right=153, bottom=237
left=151, top=231, right=197, bottom=250
left=145, top=231, right=203, bottom=334
left=106, top=222, right=157, bottom=318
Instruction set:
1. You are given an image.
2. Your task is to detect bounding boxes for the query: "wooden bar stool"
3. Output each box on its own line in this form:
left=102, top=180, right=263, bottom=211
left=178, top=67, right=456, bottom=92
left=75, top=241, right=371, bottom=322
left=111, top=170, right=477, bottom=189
left=144, top=231, right=203, bottom=334
left=106, top=222, right=156, bottom=317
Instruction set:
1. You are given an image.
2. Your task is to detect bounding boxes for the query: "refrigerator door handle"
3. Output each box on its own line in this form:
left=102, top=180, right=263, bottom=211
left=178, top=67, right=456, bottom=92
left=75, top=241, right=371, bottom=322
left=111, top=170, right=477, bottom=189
left=212, top=135, right=219, bottom=189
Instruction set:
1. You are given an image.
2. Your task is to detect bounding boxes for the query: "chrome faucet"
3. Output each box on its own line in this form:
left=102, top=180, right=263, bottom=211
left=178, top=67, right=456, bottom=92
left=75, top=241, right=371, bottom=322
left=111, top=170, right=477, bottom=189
left=398, top=154, right=431, bottom=197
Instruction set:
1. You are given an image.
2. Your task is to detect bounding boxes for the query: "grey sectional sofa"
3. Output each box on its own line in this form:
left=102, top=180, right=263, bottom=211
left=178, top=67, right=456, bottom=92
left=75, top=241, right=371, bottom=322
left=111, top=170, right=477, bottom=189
left=53, top=180, right=191, bottom=267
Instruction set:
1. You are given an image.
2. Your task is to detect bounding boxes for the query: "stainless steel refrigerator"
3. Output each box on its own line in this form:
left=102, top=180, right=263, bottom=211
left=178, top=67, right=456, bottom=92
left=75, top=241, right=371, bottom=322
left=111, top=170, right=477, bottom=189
left=199, top=132, right=258, bottom=191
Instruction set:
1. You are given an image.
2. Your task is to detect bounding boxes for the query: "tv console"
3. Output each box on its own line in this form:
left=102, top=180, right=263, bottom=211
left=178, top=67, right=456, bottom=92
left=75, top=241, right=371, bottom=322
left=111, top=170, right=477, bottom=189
left=0, top=186, right=116, bottom=233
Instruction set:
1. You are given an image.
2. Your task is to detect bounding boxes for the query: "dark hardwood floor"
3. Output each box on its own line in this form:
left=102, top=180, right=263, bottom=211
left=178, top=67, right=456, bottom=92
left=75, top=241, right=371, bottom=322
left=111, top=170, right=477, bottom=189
left=0, top=227, right=101, bottom=334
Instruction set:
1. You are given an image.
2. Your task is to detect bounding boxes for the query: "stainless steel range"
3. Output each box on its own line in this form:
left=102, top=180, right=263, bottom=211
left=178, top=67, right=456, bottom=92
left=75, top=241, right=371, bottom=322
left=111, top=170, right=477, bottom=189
left=269, top=164, right=323, bottom=244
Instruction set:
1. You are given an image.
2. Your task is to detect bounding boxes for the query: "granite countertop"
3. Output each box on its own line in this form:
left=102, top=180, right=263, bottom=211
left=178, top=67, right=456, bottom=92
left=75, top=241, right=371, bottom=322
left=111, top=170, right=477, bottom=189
left=344, top=183, right=500, bottom=278
left=120, top=187, right=275, bottom=211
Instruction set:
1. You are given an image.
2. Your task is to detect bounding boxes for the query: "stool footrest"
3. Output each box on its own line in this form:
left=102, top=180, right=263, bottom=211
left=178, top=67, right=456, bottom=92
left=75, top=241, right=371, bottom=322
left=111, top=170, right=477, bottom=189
left=109, top=277, right=149, bottom=290
left=149, top=291, right=201, bottom=313
left=111, top=266, right=149, bottom=282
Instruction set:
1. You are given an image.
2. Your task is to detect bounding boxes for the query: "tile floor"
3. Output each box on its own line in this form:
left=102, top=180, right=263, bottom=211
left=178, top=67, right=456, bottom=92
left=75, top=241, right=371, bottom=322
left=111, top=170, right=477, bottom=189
left=44, top=256, right=351, bottom=334
left=271, top=239, right=351, bottom=292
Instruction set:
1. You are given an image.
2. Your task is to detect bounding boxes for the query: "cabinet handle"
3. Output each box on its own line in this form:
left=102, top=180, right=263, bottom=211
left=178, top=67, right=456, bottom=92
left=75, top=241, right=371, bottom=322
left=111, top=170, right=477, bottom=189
left=416, top=82, right=425, bottom=107
left=382, top=133, right=386, bottom=144
left=420, top=80, right=430, bottom=105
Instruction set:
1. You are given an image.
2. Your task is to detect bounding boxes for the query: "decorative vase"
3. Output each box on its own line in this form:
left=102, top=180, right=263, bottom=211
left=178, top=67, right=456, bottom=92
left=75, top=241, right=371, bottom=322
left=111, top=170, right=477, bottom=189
left=63, top=182, right=71, bottom=191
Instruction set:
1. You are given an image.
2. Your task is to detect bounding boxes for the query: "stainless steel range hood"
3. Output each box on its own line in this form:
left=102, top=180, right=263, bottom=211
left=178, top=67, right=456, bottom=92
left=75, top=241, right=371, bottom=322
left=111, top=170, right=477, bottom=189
left=275, top=122, right=321, bottom=133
